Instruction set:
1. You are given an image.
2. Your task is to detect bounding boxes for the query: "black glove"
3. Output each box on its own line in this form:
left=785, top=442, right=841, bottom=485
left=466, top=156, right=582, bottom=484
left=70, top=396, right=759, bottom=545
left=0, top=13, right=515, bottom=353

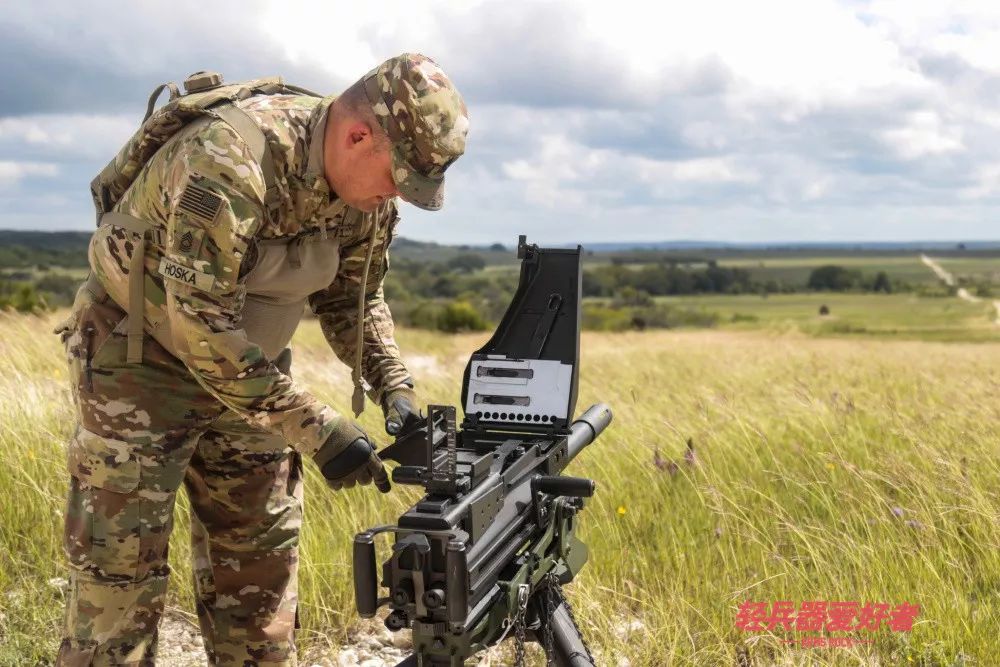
left=382, top=385, right=422, bottom=436
left=312, top=420, right=390, bottom=493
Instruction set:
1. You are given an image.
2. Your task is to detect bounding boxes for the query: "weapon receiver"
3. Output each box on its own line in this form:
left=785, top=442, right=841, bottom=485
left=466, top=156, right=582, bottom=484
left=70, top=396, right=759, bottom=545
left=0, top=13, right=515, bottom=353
left=353, top=236, right=613, bottom=666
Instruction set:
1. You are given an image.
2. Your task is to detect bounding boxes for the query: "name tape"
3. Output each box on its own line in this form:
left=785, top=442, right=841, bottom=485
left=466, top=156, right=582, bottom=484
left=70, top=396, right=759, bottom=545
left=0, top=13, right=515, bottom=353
left=158, top=257, right=215, bottom=291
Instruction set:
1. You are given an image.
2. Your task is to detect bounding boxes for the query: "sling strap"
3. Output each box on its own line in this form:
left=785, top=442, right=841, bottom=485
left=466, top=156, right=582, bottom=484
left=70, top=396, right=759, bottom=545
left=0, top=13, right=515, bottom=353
left=97, top=212, right=162, bottom=363
left=351, top=208, right=383, bottom=417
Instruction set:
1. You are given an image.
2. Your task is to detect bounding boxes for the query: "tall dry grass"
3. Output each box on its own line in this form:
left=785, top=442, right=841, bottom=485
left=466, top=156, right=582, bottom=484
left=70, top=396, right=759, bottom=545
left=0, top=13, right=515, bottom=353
left=1, top=312, right=998, bottom=665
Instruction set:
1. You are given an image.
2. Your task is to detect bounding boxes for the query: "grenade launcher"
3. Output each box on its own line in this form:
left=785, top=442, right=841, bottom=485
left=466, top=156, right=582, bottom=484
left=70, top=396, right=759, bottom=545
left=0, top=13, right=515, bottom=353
left=352, top=236, right=612, bottom=666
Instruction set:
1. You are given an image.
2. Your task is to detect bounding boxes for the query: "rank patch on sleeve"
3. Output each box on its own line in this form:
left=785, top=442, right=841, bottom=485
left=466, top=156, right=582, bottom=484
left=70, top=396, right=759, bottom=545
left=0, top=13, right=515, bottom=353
left=178, top=183, right=223, bottom=224
left=172, top=227, right=205, bottom=257
left=158, top=257, right=216, bottom=291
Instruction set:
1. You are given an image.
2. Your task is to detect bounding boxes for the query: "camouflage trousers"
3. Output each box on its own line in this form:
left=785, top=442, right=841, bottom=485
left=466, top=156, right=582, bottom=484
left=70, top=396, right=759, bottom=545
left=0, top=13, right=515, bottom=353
left=55, top=289, right=303, bottom=666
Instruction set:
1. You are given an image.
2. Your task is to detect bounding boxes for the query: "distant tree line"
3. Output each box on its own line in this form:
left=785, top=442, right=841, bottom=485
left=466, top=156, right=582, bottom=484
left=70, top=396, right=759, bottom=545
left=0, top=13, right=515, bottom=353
left=806, top=265, right=894, bottom=293
left=0, top=237, right=918, bottom=331
left=0, top=244, right=90, bottom=270
left=584, top=261, right=760, bottom=297
left=383, top=258, right=779, bottom=332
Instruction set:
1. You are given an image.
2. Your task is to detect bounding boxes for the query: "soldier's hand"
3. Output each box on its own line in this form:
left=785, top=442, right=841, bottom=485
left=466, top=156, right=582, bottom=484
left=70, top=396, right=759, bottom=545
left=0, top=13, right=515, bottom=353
left=382, top=385, right=422, bottom=437
left=313, top=420, right=390, bottom=493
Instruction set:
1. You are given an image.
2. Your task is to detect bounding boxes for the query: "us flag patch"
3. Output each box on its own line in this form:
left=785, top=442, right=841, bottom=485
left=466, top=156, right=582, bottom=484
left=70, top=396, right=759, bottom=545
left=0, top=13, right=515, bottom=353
left=178, top=183, right=223, bottom=224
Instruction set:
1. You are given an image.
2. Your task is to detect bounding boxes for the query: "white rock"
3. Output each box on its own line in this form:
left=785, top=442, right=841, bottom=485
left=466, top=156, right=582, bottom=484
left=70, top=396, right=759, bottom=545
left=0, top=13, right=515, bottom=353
left=613, top=617, right=644, bottom=637
left=337, top=649, right=359, bottom=667
left=47, top=577, right=69, bottom=591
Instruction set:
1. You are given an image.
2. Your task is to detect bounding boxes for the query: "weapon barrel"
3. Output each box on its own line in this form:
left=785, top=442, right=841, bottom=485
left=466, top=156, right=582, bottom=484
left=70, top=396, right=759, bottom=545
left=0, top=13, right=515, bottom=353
left=566, top=403, right=613, bottom=460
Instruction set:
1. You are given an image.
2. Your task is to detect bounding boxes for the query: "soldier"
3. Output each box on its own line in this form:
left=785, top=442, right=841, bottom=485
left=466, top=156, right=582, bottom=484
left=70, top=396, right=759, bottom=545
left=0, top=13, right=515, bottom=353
left=54, top=53, right=469, bottom=665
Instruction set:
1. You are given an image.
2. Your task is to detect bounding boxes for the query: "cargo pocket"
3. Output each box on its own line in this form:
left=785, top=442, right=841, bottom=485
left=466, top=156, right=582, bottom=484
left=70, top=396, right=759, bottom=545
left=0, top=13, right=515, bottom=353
left=84, top=310, right=132, bottom=371
left=64, top=426, right=143, bottom=581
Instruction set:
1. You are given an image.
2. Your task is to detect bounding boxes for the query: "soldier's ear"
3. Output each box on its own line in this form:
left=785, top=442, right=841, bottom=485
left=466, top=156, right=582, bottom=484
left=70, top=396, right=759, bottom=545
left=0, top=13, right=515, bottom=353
left=347, top=122, right=375, bottom=148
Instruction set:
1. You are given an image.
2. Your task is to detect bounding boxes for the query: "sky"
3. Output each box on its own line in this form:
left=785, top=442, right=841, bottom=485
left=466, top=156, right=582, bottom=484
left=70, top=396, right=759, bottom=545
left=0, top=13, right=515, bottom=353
left=3, top=0, right=1000, bottom=244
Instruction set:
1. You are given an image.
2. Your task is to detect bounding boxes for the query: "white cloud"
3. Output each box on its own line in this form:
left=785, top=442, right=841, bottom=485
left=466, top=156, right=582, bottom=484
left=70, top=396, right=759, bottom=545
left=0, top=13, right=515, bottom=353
left=579, top=0, right=925, bottom=111
left=2, top=0, right=1000, bottom=241
left=636, top=157, right=758, bottom=185
left=961, top=163, right=1000, bottom=200
left=501, top=133, right=760, bottom=211
left=0, top=114, right=135, bottom=158
left=256, top=2, right=384, bottom=80
left=881, top=111, right=965, bottom=159
left=0, top=161, right=58, bottom=187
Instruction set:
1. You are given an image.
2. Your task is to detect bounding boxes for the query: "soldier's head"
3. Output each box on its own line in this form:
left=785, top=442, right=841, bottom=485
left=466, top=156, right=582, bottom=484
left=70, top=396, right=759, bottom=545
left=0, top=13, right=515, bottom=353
left=324, top=53, right=469, bottom=213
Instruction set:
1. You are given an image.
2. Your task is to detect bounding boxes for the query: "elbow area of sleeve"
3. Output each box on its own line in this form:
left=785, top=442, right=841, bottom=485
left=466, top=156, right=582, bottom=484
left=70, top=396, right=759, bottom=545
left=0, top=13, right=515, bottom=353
left=167, top=310, right=339, bottom=456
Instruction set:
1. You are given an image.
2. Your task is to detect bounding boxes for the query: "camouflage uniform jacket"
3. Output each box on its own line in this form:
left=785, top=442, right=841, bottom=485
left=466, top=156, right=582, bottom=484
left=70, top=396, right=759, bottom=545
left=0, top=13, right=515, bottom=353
left=88, top=93, right=411, bottom=458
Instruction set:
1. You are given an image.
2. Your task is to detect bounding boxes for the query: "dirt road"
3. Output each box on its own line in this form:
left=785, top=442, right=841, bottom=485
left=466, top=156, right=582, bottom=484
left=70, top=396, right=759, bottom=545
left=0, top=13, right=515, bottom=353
left=920, top=253, right=1000, bottom=324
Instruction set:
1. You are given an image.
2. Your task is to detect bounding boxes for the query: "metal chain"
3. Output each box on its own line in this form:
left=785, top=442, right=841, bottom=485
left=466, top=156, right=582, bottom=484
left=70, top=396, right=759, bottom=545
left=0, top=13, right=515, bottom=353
left=542, top=576, right=557, bottom=666
left=512, top=583, right=530, bottom=667
left=542, top=573, right=597, bottom=665
left=508, top=575, right=597, bottom=667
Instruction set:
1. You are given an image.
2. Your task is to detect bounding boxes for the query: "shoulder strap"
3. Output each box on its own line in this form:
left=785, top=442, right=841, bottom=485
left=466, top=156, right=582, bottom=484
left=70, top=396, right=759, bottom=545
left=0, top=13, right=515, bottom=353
left=211, top=104, right=278, bottom=215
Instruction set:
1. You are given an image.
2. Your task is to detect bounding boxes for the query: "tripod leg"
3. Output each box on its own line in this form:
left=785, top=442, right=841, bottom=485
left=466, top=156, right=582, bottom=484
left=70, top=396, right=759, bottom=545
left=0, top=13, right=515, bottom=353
left=394, top=652, right=467, bottom=667
left=547, top=601, right=597, bottom=667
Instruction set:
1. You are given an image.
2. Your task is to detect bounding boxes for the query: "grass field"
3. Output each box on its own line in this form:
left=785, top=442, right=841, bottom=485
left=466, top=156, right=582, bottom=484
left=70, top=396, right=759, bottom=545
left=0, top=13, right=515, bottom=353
left=1, top=311, right=999, bottom=665
left=933, top=258, right=1000, bottom=286
left=656, top=293, right=999, bottom=342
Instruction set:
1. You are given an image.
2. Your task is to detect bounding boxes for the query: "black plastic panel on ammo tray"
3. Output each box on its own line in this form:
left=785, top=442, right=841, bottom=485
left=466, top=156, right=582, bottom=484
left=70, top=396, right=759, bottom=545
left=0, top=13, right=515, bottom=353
left=460, top=235, right=582, bottom=435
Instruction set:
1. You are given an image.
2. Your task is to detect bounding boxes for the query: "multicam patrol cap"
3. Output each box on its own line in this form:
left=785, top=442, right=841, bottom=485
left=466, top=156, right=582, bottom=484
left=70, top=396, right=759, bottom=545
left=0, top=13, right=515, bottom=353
left=362, top=53, right=469, bottom=211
